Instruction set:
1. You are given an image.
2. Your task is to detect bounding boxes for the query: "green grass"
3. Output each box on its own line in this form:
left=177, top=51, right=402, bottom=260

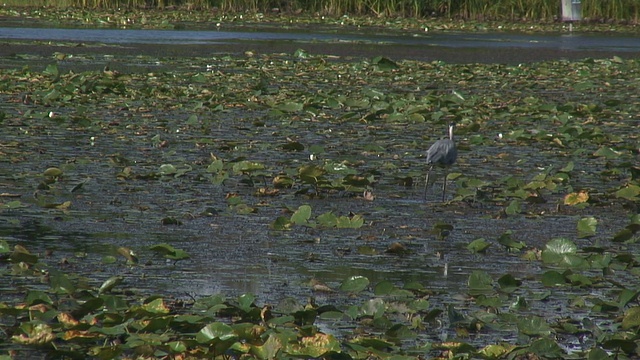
left=2, top=0, right=640, bottom=22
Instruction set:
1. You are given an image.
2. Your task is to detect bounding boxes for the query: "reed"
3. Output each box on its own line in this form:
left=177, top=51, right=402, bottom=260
left=582, top=0, right=640, bottom=21
left=2, top=0, right=638, bottom=22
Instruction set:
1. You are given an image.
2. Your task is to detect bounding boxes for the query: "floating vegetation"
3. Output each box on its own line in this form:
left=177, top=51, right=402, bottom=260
left=3, top=238, right=640, bottom=358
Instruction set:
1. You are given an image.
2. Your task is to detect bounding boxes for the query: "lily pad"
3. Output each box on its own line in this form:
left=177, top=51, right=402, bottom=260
left=371, top=56, right=399, bottom=70
left=541, top=238, right=587, bottom=268
left=468, top=270, right=493, bottom=295
left=615, top=184, right=640, bottom=200
left=149, top=243, right=190, bottom=261
left=339, top=276, right=370, bottom=293
left=564, top=191, right=589, bottom=206
left=196, top=322, right=236, bottom=344
left=577, top=217, right=597, bottom=238
left=43, top=167, right=63, bottom=177
left=517, top=315, right=552, bottom=336
left=291, top=205, right=312, bottom=225
left=467, top=238, right=491, bottom=253
left=275, top=101, right=304, bottom=113
left=622, top=306, right=640, bottom=329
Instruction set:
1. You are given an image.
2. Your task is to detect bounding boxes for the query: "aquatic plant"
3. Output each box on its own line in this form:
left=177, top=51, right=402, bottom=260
left=4, top=238, right=640, bottom=358
left=0, top=22, right=639, bottom=359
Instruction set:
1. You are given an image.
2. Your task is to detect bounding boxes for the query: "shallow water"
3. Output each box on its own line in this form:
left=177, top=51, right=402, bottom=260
left=2, top=26, right=640, bottom=52
left=0, top=97, right=632, bottom=299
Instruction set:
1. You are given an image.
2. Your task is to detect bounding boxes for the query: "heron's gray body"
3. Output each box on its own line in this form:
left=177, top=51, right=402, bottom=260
left=426, top=139, right=457, bottom=167
left=425, top=123, right=457, bottom=201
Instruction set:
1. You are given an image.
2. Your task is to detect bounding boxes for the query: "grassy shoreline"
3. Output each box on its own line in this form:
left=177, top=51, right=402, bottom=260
left=2, top=0, right=640, bottom=23
left=0, top=6, right=639, bottom=34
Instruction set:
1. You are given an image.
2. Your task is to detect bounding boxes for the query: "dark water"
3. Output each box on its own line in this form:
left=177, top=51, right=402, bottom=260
left=1, top=26, right=640, bottom=52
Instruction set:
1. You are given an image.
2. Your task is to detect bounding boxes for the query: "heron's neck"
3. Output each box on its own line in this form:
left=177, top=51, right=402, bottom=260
left=449, top=126, right=455, bottom=141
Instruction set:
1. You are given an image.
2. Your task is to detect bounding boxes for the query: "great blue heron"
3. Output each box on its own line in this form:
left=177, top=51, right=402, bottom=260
left=425, top=123, right=457, bottom=201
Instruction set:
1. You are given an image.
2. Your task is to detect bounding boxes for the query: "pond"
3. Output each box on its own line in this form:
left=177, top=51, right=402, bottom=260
left=0, top=22, right=639, bottom=358
left=2, top=25, right=640, bottom=50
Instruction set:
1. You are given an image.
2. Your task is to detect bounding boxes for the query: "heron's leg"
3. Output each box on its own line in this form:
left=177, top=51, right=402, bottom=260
left=441, top=171, right=448, bottom=202
left=424, top=166, right=433, bottom=200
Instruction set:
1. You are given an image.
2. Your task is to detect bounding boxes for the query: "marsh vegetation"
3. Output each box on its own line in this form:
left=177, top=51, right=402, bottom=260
left=1, top=7, right=639, bottom=360
left=4, top=0, right=640, bottom=23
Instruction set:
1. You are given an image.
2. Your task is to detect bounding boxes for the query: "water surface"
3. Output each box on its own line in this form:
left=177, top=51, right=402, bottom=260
left=2, top=26, right=639, bottom=52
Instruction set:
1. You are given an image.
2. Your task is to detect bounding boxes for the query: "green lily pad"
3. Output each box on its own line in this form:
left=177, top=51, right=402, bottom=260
left=232, top=160, right=265, bottom=173
left=98, top=276, right=124, bottom=294
left=498, top=274, right=521, bottom=292
left=593, top=146, right=621, bottom=159
left=281, top=141, right=305, bottom=151
left=371, top=56, right=398, bottom=70
left=317, top=212, right=338, bottom=227
left=505, top=199, right=522, bottom=215
left=0, top=240, right=10, bottom=254
left=43, top=167, right=63, bottom=177
left=251, top=333, right=282, bottom=359
left=468, top=270, right=493, bottom=295
left=478, top=344, right=513, bottom=359
left=286, top=333, right=341, bottom=357
left=467, top=238, right=491, bottom=253
left=271, top=216, right=293, bottom=230
left=566, top=273, right=592, bottom=287
left=43, top=62, right=59, bottom=77
left=339, top=275, right=370, bottom=293
left=336, top=214, right=364, bottom=229
left=517, top=315, right=551, bottom=336
left=577, top=217, right=597, bottom=238
left=374, top=281, right=395, bottom=295
left=49, top=270, right=75, bottom=295
left=361, top=298, right=385, bottom=318
left=161, top=217, right=183, bottom=225
left=602, top=338, right=637, bottom=354
left=527, top=337, right=564, bottom=357
left=615, top=184, right=640, bottom=200
left=291, top=204, right=312, bottom=225
left=196, top=322, right=236, bottom=344
left=276, top=101, right=304, bottom=112
left=158, top=163, right=177, bottom=175
left=350, top=337, right=394, bottom=350
left=1, top=200, right=27, bottom=210
left=298, top=164, right=326, bottom=182
left=613, top=228, right=633, bottom=242
left=622, top=306, right=640, bottom=329
left=24, top=290, right=53, bottom=306
left=149, top=243, right=190, bottom=261
left=293, top=48, right=310, bottom=58
left=541, top=271, right=566, bottom=287
left=497, top=231, right=525, bottom=251
left=116, top=247, right=138, bottom=264
left=542, top=238, right=587, bottom=268
left=10, top=245, right=38, bottom=265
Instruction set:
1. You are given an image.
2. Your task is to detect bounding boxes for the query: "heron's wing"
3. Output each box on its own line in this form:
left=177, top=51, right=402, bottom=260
left=426, top=140, right=456, bottom=165
left=444, top=144, right=458, bottom=165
